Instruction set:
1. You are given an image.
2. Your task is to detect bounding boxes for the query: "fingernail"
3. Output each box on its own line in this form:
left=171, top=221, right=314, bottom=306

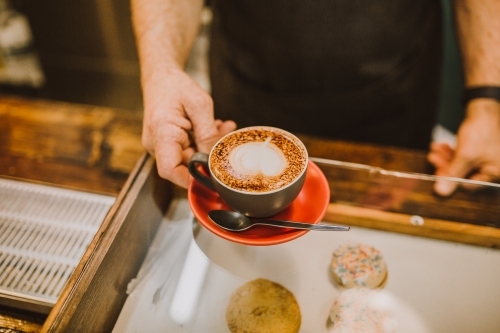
left=434, top=180, right=456, bottom=196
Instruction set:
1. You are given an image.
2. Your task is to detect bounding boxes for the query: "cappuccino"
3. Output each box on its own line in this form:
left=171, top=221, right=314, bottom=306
left=210, top=127, right=307, bottom=192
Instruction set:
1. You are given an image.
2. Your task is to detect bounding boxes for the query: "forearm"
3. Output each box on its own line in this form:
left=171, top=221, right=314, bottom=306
left=454, top=0, right=500, bottom=86
left=131, top=0, right=204, bottom=97
left=429, top=0, right=500, bottom=194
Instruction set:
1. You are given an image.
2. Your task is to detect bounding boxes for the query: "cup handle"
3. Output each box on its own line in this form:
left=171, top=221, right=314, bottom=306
left=188, top=152, right=216, bottom=191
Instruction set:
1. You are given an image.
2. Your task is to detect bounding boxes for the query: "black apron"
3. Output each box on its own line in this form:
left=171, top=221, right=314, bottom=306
left=209, top=0, right=443, bottom=150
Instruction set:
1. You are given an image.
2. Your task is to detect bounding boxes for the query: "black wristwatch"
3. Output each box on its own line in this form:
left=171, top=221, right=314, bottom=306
left=462, top=86, right=500, bottom=106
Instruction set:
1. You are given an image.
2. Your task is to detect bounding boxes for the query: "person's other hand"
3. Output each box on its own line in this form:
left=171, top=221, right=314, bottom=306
left=142, top=68, right=236, bottom=188
left=428, top=99, right=500, bottom=196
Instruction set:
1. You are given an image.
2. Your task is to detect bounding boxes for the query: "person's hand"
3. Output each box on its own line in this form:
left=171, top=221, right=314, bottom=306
left=428, top=99, right=500, bottom=196
left=142, top=68, right=236, bottom=188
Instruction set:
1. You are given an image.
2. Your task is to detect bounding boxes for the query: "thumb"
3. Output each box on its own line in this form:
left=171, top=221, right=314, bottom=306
left=434, top=155, right=472, bottom=196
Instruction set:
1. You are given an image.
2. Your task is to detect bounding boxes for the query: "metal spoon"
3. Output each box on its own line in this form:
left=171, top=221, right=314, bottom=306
left=208, top=210, right=350, bottom=232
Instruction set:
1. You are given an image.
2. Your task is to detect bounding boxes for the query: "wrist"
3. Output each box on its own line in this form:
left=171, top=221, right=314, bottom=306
left=465, top=98, right=500, bottom=123
left=141, top=62, right=184, bottom=92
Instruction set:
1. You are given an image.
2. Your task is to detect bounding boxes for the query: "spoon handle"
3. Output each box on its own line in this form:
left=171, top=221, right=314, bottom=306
left=256, top=220, right=350, bottom=231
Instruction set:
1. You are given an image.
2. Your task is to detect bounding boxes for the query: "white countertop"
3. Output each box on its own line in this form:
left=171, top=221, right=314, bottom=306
left=113, top=198, right=500, bottom=333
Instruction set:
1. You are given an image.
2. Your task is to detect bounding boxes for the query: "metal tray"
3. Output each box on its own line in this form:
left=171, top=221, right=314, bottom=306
left=0, top=178, right=114, bottom=314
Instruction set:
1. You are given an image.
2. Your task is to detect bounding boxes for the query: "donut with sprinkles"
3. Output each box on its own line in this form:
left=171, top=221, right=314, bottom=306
left=330, top=243, right=388, bottom=289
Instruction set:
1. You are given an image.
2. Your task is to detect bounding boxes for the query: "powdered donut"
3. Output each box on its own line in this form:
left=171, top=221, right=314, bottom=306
left=331, top=243, right=387, bottom=288
left=330, top=288, right=397, bottom=333
left=226, top=278, right=301, bottom=333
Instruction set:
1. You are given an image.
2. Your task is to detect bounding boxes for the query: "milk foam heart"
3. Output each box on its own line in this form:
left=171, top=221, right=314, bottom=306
left=209, top=127, right=307, bottom=192
left=228, top=141, right=287, bottom=177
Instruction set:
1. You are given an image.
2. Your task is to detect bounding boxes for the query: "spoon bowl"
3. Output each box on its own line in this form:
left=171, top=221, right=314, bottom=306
left=208, top=210, right=350, bottom=232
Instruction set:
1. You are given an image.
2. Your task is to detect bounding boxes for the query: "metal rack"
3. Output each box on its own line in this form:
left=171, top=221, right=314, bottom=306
left=0, top=178, right=114, bottom=313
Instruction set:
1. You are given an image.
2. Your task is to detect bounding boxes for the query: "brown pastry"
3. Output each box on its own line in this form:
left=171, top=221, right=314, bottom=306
left=226, top=278, right=301, bottom=333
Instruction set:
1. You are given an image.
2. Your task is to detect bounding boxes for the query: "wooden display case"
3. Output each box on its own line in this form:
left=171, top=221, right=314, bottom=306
left=0, top=96, right=171, bottom=332
left=1, top=96, right=499, bottom=332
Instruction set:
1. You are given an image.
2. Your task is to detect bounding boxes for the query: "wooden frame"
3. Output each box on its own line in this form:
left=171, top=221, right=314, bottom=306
left=325, top=203, right=500, bottom=248
left=41, top=154, right=171, bottom=332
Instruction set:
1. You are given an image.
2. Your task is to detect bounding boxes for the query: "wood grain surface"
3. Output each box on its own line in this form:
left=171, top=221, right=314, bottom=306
left=0, top=95, right=144, bottom=195
left=41, top=155, right=172, bottom=333
left=0, top=305, right=43, bottom=333
left=298, top=134, right=500, bottom=247
left=0, top=95, right=145, bottom=332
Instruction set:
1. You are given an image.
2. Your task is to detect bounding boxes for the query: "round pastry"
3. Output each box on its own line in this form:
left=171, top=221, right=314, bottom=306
left=226, top=278, right=301, bottom=333
left=330, top=243, right=387, bottom=288
left=330, top=288, right=397, bottom=333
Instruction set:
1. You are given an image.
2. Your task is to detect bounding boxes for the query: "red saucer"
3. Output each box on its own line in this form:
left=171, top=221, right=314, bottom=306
left=188, top=161, right=330, bottom=246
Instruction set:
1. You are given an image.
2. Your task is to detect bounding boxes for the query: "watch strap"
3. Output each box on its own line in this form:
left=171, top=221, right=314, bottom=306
left=463, top=86, right=500, bottom=106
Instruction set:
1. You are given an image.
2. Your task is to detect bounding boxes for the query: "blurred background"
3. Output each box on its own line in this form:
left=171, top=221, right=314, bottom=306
left=0, top=0, right=142, bottom=110
left=0, top=0, right=464, bottom=136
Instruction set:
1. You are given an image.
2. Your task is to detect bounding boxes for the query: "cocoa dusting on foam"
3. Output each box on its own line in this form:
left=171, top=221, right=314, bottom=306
left=210, top=128, right=307, bottom=192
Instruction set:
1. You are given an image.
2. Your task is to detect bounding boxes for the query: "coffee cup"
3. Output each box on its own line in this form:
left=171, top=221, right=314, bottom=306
left=188, top=126, right=308, bottom=217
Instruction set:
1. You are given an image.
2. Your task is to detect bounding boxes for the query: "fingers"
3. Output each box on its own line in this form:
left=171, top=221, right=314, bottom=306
left=429, top=142, right=470, bottom=196
left=480, top=164, right=500, bottom=181
left=427, top=143, right=452, bottom=168
left=460, top=172, right=493, bottom=192
left=154, top=141, right=191, bottom=188
left=141, top=69, right=238, bottom=188
left=468, top=165, right=500, bottom=184
left=433, top=154, right=474, bottom=196
left=185, top=93, right=237, bottom=153
left=429, top=142, right=454, bottom=161
left=432, top=145, right=500, bottom=196
left=145, top=116, right=194, bottom=188
left=183, top=92, right=220, bottom=153
left=153, top=135, right=196, bottom=189
left=158, top=121, right=235, bottom=188
left=427, top=152, right=450, bottom=171
left=459, top=165, right=500, bottom=192
left=144, top=111, right=236, bottom=189
left=217, top=120, right=237, bottom=136
left=182, top=146, right=196, bottom=165
left=434, top=179, right=458, bottom=197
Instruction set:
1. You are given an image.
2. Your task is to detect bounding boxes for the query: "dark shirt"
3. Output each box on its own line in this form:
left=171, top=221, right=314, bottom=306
left=209, top=0, right=443, bottom=149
